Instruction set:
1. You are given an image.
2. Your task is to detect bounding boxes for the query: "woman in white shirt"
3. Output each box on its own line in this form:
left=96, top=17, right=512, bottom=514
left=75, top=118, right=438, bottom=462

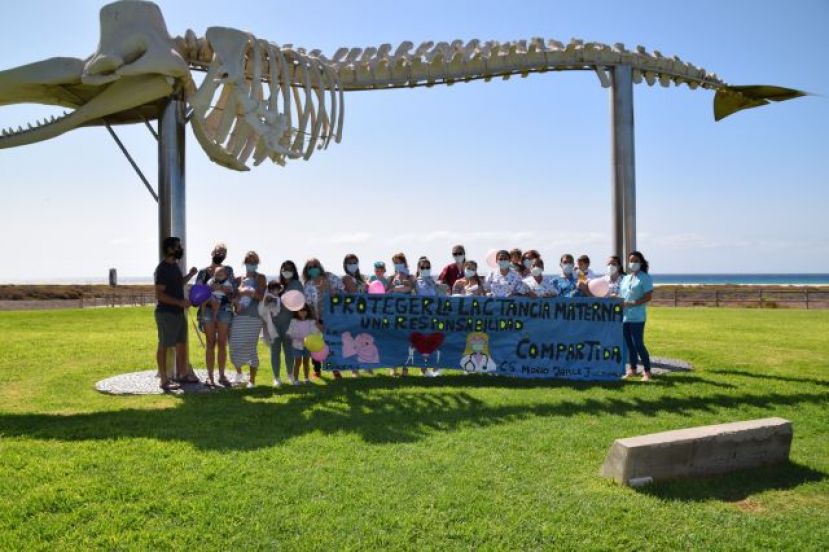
left=605, top=255, right=625, bottom=297
left=452, top=261, right=486, bottom=296
left=523, top=258, right=559, bottom=298
left=485, top=250, right=527, bottom=297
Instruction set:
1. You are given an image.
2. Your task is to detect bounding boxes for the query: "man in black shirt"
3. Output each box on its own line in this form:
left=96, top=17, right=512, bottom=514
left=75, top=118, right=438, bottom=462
left=154, top=236, right=198, bottom=391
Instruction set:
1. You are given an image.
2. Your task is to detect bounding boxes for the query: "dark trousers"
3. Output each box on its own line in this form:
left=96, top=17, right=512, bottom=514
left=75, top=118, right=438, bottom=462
left=623, top=321, right=651, bottom=373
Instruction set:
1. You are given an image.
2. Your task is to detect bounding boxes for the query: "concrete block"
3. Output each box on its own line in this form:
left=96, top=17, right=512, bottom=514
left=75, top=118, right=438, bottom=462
left=600, top=417, right=792, bottom=486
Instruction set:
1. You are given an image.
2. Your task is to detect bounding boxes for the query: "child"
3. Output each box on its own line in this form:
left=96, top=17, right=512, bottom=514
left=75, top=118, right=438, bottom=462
left=286, top=303, right=321, bottom=385
left=369, top=261, right=389, bottom=286
left=236, top=277, right=255, bottom=311
left=576, top=254, right=597, bottom=283
left=207, top=266, right=234, bottom=321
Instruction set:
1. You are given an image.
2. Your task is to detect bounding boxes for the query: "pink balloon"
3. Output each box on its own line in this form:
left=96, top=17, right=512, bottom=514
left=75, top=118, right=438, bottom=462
left=367, top=280, right=386, bottom=294
left=281, top=290, right=306, bottom=311
left=588, top=278, right=610, bottom=297
left=485, top=249, right=499, bottom=269
left=310, top=344, right=330, bottom=362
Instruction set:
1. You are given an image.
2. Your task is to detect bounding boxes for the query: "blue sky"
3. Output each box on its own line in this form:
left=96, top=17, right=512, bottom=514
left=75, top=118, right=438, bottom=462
left=1, top=0, right=827, bottom=282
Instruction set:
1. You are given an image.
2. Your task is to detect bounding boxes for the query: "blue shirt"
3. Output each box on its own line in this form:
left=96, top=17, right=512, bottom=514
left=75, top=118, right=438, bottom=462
left=619, top=271, right=654, bottom=322
left=552, top=274, right=583, bottom=298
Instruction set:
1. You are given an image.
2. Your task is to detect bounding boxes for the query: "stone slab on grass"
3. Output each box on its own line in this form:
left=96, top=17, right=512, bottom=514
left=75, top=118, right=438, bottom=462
left=601, top=417, right=792, bottom=486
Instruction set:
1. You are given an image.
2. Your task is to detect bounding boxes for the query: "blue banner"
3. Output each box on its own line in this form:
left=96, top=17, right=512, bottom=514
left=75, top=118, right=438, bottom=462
left=322, top=294, right=625, bottom=380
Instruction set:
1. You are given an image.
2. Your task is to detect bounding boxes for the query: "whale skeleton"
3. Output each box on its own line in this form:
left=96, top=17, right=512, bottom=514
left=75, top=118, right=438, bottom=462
left=0, top=0, right=807, bottom=172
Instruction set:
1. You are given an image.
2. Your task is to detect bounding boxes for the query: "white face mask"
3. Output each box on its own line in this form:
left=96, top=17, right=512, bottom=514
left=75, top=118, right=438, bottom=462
left=281, top=270, right=294, bottom=280
left=531, top=267, right=543, bottom=277
left=471, top=342, right=484, bottom=352
left=454, top=255, right=465, bottom=264
left=420, top=269, right=431, bottom=278
left=464, top=269, right=476, bottom=279
left=346, top=263, right=359, bottom=274
left=561, top=263, right=574, bottom=275
left=629, top=262, right=641, bottom=272
left=607, top=265, right=619, bottom=276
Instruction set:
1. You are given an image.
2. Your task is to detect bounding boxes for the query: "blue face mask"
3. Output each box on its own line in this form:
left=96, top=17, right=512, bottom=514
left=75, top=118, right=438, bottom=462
left=245, top=263, right=258, bottom=273
left=307, top=267, right=321, bottom=279
left=464, top=269, right=476, bottom=279
left=346, top=263, right=359, bottom=274
left=420, top=269, right=431, bottom=278
left=394, top=263, right=407, bottom=273
left=498, top=260, right=510, bottom=270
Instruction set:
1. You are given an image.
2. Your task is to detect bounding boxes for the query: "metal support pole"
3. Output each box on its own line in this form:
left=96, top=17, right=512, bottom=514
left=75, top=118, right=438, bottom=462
left=158, top=94, right=187, bottom=269
left=611, top=65, right=637, bottom=261
left=158, top=94, right=187, bottom=379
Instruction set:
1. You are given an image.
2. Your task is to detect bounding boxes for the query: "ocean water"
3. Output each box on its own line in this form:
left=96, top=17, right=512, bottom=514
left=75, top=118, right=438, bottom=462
left=6, top=273, right=829, bottom=286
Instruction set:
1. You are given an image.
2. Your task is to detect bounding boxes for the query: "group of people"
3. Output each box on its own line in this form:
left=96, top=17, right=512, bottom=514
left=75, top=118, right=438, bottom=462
left=153, top=239, right=654, bottom=392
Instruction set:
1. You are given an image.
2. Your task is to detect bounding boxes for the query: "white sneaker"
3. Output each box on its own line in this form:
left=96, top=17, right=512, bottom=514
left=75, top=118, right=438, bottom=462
left=432, top=369, right=442, bottom=377
left=272, top=379, right=282, bottom=389
left=234, top=372, right=244, bottom=385
left=246, top=381, right=255, bottom=389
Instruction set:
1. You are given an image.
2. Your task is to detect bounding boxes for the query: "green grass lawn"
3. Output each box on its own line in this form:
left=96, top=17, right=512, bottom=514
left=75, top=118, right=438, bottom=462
left=0, top=307, right=827, bottom=550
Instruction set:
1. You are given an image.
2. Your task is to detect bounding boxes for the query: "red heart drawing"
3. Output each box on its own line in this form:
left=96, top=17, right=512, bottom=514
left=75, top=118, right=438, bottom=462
left=409, top=332, right=444, bottom=355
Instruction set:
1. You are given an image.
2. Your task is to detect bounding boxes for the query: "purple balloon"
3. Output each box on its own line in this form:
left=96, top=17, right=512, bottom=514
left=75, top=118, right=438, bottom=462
left=189, top=283, right=212, bottom=306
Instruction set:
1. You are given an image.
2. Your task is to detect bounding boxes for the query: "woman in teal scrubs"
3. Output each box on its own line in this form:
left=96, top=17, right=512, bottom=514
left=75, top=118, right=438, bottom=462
left=619, top=251, right=654, bottom=381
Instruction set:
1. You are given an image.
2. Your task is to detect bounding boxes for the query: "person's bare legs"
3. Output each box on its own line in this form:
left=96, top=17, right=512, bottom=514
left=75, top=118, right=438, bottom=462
left=204, top=320, right=217, bottom=384
left=293, top=357, right=302, bottom=383
left=249, top=364, right=258, bottom=385
left=302, top=357, right=310, bottom=382
left=217, top=323, right=230, bottom=382
left=175, top=342, right=188, bottom=380
left=156, top=344, right=170, bottom=387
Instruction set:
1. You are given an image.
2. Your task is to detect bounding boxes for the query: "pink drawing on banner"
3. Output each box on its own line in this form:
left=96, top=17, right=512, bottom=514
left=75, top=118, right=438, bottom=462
left=341, top=332, right=381, bottom=364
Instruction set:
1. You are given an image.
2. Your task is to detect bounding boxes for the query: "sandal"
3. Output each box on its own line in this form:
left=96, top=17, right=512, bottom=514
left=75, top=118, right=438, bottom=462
left=218, top=376, right=232, bottom=387
left=160, top=381, right=181, bottom=391
left=179, top=374, right=201, bottom=384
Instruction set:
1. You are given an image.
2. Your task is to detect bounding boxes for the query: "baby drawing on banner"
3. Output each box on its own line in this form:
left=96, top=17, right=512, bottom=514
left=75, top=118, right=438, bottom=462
left=459, top=332, right=497, bottom=373
left=341, top=332, right=380, bottom=365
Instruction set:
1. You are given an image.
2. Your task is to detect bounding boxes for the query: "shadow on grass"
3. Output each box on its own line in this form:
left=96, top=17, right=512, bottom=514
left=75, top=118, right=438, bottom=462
left=0, top=373, right=821, bottom=451
left=710, top=369, right=829, bottom=389
left=635, top=461, right=826, bottom=502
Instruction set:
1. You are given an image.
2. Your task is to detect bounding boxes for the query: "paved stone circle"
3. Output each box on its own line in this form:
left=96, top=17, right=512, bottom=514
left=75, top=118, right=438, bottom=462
left=95, top=358, right=692, bottom=395
left=648, top=356, right=693, bottom=375
left=95, top=369, right=239, bottom=395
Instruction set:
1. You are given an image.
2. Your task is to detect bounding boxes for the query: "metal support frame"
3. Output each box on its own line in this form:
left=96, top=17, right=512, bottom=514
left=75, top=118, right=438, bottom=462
left=611, top=64, right=637, bottom=262
left=105, top=123, right=159, bottom=202
left=158, top=94, right=187, bottom=269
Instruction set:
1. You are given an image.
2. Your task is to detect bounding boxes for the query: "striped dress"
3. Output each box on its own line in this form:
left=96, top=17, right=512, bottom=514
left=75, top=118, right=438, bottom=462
left=230, top=276, right=263, bottom=368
